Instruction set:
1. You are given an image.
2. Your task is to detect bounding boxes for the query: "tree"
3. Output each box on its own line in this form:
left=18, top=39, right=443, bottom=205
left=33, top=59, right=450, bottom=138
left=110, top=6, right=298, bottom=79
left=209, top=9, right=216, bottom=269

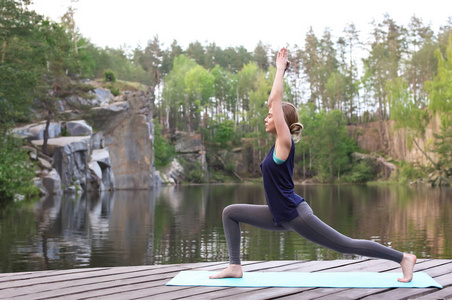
left=161, top=54, right=196, bottom=131
left=0, top=0, right=40, bottom=123
left=404, top=16, right=437, bottom=108
left=363, top=15, right=407, bottom=120
left=236, top=62, right=259, bottom=125
left=186, top=41, right=205, bottom=66
left=339, top=23, right=360, bottom=120
left=425, top=35, right=452, bottom=184
left=313, top=110, right=356, bottom=180
left=0, top=128, right=38, bottom=202
left=299, top=27, right=321, bottom=108
left=37, top=19, right=80, bottom=155
left=184, top=64, right=214, bottom=131
left=253, top=41, right=269, bottom=71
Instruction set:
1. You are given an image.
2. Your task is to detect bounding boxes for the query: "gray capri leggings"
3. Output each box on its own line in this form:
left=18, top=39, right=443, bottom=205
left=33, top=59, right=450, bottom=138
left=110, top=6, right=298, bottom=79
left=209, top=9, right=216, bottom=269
left=222, top=201, right=404, bottom=265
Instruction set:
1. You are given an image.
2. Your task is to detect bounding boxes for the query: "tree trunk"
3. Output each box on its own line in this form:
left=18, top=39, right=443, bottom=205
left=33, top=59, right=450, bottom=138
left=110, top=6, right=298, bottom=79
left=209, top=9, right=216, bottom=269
left=42, top=109, right=51, bottom=156
left=1, top=39, right=6, bottom=63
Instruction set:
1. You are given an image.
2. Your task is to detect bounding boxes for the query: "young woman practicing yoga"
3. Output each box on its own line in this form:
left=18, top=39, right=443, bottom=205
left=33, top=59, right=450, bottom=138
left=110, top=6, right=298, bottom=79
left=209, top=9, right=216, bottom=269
left=209, top=47, right=417, bottom=282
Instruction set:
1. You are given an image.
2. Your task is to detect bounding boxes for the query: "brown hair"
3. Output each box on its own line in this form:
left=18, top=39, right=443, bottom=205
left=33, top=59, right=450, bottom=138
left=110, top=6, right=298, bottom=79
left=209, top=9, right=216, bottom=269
left=282, top=101, right=303, bottom=143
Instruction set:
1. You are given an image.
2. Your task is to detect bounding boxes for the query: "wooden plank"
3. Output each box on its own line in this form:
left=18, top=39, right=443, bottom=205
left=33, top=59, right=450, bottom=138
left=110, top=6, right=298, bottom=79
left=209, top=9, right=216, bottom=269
left=227, top=259, right=440, bottom=300
left=13, top=262, right=252, bottom=300
left=312, top=259, right=450, bottom=300
left=0, top=265, right=186, bottom=292
left=230, top=259, right=397, bottom=300
left=0, top=269, right=181, bottom=299
left=361, top=261, right=452, bottom=299
left=0, top=259, right=450, bottom=300
left=416, top=286, right=452, bottom=299
left=2, top=262, right=226, bottom=300
left=177, top=260, right=369, bottom=300
left=84, top=261, right=287, bottom=300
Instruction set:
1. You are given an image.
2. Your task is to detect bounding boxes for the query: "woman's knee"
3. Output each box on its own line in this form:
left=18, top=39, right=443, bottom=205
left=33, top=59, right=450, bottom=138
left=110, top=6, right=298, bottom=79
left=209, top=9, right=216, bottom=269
left=222, top=204, right=241, bottom=219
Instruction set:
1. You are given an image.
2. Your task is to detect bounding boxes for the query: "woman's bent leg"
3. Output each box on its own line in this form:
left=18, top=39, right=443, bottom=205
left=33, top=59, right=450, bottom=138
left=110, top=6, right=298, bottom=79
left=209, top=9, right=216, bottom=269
left=222, top=204, right=287, bottom=265
left=210, top=204, right=287, bottom=279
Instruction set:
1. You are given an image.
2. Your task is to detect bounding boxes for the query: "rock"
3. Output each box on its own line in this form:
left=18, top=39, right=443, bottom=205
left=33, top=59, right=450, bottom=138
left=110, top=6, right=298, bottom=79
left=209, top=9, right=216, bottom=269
left=14, top=194, right=25, bottom=202
left=106, top=114, right=154, bottom=189
left=91, top=132, right=105, bottom=150
left=13, top=122, right=62, bottom=141
left=301, top=179, right=316, bottom=185
left=65, top=94, right=91, bottom=107
left=376, top=156, right=397, bottom=178
left=159, top=158, right=184, bottom=184
left=351, top=152, right=396, bottom=179
left=32, top=136, right=91, bottom=191
left=92, top=88, right=113, bottom=106
left=41, top=169, right=63, bottom=195
left=175, top=132, right=203, bottom=153
left=87, top=149, right=115, bottom=191
left=38, top=157, right=52, bottom=170
left=87, top=92, right=154, bottom=189
left=89, top=101, right=130, bottom=132
left=66, top=120, right=93, bottom=136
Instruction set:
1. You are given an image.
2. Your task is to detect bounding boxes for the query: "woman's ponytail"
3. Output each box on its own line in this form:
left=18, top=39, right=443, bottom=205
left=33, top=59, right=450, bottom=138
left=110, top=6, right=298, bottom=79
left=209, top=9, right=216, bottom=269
left=289, top=122, right=303, bottom=143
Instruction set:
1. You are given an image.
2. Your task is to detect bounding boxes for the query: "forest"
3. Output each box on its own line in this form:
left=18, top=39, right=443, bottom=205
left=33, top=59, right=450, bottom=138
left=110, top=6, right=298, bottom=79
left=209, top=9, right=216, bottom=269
left=1, top=0, right=452, bottom=200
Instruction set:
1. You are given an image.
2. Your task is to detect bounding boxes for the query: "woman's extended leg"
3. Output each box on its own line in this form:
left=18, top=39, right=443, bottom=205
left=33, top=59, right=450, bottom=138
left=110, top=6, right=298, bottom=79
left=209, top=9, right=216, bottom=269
left=284, top=202, right=416, bottom=282
left=209, top=204, right=287, bottom=279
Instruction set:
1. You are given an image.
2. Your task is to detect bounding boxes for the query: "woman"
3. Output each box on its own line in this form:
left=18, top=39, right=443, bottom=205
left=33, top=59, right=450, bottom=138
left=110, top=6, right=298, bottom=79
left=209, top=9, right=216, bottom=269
left=209, top=47, right=417, bottom=282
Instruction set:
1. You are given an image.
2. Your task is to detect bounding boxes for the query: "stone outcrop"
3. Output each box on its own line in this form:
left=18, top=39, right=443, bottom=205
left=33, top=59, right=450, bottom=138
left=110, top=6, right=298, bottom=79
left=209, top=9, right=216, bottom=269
left=351, top=152, right=396, bottom=179
left=87, top=149, right=115, bottom=191
left=17, top=86, right=155, bottom=194
left=32, top=136, right=91, bottom=191
left=88, top=92, right=155, bottom=189
left=13, top=122, right=62, bottom=141
left=156, top=131, right=208, bottom=184
left=66, top=120, right=93, bottom=136
left=348, top=114, right=442, bottom=167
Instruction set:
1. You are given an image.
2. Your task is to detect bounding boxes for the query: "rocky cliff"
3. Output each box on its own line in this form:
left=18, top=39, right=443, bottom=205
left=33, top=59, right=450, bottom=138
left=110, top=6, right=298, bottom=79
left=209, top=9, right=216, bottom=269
left=14, top=87, right=156, bottom=195
left=347, top=114, right=441, bottom=166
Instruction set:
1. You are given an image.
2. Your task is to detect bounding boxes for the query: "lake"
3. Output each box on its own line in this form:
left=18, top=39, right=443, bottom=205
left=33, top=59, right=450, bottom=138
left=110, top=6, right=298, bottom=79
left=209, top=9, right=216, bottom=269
left=1, top=184, right=451, bottom=273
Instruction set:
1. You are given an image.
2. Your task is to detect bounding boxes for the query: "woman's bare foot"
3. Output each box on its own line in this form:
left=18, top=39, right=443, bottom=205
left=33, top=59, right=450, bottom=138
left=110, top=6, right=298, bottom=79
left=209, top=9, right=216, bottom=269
left=398, top=253, right=417, bottom=282
left=209, top=264, right=243, bottom=279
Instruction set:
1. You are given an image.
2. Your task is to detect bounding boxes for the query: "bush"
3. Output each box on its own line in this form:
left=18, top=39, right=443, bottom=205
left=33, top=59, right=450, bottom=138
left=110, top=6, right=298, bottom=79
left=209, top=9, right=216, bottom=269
left=392, top=161, right=426, bottom=184
left=342, top=161, right=374, bottom=183
left=153, top=121, right=175, bottom=167
left=0, top=130, right=39, bottom=203
left=103, top=69, right=117, bottom=82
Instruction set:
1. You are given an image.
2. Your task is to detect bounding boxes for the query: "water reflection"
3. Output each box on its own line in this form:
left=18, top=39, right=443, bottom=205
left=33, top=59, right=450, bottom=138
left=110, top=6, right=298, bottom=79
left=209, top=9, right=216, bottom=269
left=0, top=184, right=451, bottom=273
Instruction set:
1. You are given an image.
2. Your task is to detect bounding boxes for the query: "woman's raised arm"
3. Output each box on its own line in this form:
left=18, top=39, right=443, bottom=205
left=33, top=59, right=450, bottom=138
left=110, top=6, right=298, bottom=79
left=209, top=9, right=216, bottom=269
left=268, top=48, right=291, bottom=160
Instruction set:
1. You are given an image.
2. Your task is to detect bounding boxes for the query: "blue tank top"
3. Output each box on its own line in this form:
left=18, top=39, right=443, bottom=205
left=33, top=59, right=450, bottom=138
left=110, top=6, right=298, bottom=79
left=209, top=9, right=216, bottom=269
left=260, top=140, right=304, bottom=224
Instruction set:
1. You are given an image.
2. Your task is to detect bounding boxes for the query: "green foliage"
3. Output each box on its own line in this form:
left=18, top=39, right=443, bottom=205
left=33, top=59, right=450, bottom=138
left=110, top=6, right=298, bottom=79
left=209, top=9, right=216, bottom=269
left=342, top=161, right=373, bottom=183
left=179, top=157, right=205, bottom=183
left=390, top=161, right=427, bottom=184
left=103, top=69, right=117, bottom=82
left=0, top=130, right=39, bottom=202
left=212, top=120, right=235, bottom=148
left=153, top=120, right=175, bottom=167
left=426, top=35, right=452, bottom=114
left=298, top=108, right=357, bottom=182
left=387, top=77, right=430, bottom=151
left=433, top=114, right=452, bottom=170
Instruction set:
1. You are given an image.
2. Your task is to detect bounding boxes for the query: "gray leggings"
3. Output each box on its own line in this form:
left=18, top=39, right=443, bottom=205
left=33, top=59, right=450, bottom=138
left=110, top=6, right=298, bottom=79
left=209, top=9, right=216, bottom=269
left=222, top=202, right=404, bottom=265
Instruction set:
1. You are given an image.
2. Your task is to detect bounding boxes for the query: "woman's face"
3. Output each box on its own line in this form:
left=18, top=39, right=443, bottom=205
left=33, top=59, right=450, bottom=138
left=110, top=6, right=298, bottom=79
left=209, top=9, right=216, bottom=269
left=264, top=108, right=275, bottom=133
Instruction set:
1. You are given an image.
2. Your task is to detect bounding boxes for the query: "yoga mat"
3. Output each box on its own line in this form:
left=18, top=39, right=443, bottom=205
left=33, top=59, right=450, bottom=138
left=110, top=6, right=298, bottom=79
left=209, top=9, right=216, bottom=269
left=166, top=271, right=442, bottom=289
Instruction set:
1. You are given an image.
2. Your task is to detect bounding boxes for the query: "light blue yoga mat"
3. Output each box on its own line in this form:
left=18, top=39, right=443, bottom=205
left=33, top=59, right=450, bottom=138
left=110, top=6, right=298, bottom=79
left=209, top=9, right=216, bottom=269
left=166, top=271, right=442, bottom=289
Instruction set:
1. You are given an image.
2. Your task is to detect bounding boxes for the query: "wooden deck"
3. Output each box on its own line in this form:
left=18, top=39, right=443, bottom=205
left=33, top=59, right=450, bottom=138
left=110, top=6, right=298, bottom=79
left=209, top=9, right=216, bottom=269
left=0, top=259, right=450, bottom=299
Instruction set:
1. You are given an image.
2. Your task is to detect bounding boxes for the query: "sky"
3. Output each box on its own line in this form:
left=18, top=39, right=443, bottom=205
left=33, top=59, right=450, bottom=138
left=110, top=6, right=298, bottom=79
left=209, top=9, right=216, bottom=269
left=29, top=0, right=452, bottom=52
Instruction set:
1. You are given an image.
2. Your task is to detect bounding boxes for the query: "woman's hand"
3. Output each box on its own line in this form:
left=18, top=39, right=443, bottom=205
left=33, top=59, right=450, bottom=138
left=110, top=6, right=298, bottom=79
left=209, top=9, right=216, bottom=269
left=276, top=48, right=288, bottom=71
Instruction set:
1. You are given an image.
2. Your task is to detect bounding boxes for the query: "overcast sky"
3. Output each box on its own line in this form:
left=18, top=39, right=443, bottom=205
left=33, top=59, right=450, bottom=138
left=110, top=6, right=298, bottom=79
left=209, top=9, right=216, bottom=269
left=29, top=0, right=451, bottom=51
